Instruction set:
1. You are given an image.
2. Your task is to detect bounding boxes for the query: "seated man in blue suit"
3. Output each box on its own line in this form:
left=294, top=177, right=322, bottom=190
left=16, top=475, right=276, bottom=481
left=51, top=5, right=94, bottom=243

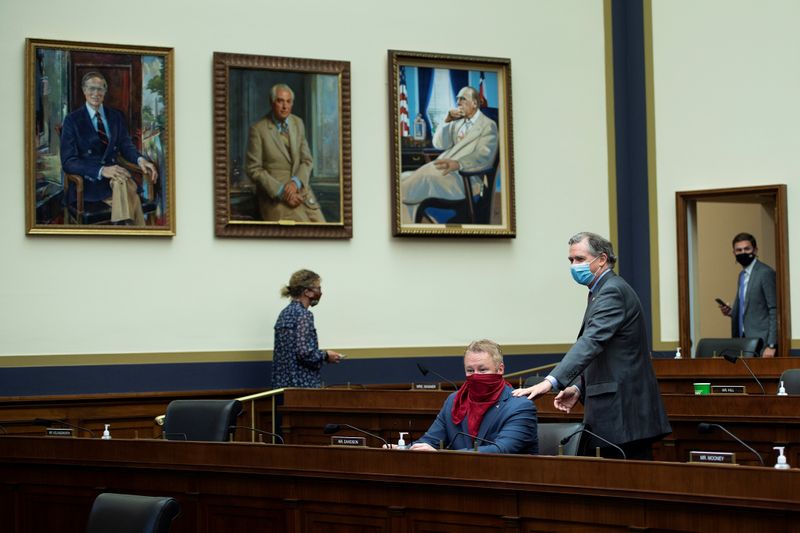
left=60, top=71, right=158, bottom=225
left=410, top=339, right=538, bottom=454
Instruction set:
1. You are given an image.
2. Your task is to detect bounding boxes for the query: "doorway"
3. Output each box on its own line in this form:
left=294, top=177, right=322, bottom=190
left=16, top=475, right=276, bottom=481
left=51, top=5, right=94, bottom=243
left=676, top=185, right=790, bottom=356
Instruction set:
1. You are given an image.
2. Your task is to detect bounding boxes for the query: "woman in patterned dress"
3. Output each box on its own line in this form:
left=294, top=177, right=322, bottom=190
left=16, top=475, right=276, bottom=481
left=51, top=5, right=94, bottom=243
left=271, top=269, right=343, bottom=388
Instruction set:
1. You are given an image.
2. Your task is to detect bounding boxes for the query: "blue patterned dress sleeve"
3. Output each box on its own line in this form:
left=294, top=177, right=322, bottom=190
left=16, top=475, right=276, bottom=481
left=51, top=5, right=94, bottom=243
left=271, top=300, right=327, bottom=388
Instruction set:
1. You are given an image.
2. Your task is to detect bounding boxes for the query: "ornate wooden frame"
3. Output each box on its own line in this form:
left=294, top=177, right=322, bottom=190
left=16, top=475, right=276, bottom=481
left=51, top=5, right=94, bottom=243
left=213, top=52, right=351, bottom=239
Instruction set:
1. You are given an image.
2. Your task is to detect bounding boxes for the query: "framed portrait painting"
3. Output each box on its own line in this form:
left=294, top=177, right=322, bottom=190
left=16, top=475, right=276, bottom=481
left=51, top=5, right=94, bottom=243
left=213, top=52, right=352, bottom=238
left=25, top=38, right=175, bottom=236
left=389, top=50, right=516, bottom=237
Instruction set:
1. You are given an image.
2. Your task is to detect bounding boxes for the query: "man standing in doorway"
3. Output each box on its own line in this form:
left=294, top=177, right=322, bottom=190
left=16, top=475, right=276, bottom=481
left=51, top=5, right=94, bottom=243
left=717, top=232, right=777, bottom=357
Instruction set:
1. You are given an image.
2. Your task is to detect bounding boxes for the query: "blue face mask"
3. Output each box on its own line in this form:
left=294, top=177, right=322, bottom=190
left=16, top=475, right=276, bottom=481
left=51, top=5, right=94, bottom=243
left=570, top=256, right=600, bottom=286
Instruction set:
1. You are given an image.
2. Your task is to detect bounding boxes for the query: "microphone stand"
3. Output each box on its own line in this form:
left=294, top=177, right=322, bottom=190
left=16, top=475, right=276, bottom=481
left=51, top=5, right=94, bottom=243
left=720, top=350, right=766, bottom=395
left=697, top=422, right=764, bottom=465
left=450, top=431, right=498, bottom=452
left=230, top=425, right=284, bottom=444
left=323, top=423, right=388, bottom=448
left=560, top=427, right=626, bottom=459
left=416, top=363, right=459, bottom=390
left=33, top=418, right=96, bottom=438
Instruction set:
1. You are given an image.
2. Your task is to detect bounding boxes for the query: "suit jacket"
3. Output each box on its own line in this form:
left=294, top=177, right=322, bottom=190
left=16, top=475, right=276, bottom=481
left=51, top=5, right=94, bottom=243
left=415, top=385, right=538, bottom=454
left=432, top=111, right=498, bottom=173
left=399, top=112, right=499, bottom=208
left=60, top=105, right=143, bottom=202
left=730, top=259, right=777, bottom=348
left=245, top=114, right=323, bottom=222
left=550, top=271, right=671, bottom=446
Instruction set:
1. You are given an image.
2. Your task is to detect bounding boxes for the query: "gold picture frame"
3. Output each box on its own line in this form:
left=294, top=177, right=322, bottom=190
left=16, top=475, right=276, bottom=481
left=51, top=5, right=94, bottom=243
left=389, top=50, right=516, bottom=238
left=25, top=38, right=175, bottom=236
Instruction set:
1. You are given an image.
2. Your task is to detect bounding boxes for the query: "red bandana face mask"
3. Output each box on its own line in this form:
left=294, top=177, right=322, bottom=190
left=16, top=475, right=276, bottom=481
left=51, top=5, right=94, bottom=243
left=451, top=373, right=507, bottom=436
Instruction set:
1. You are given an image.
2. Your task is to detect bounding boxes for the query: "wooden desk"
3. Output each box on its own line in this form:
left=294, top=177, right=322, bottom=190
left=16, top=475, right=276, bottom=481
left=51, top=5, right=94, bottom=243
left=278, top=389, right=800, bottom=466
left=1, top=436, right=799, bottom=532
left=653, top=357, right=799, bottom=394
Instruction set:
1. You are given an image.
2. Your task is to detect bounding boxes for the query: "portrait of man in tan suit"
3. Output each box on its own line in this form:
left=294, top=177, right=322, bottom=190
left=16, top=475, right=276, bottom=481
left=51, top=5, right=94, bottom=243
left=245, top=83, right=325, bottom=222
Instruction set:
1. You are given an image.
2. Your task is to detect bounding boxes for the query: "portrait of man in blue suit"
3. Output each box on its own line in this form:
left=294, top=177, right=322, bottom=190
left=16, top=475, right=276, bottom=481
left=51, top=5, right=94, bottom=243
left=60, top=71, right=158, bottom=225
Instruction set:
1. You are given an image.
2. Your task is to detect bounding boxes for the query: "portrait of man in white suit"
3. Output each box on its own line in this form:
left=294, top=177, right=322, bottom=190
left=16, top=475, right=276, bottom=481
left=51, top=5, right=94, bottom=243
left=399, top=86, right=498, bottom=224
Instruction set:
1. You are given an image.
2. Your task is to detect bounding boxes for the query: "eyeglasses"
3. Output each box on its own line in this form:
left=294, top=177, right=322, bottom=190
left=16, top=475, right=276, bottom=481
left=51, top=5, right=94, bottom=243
left=306, top=286, right=321, bottom=292
left=84, top=85, right=107, bottom=94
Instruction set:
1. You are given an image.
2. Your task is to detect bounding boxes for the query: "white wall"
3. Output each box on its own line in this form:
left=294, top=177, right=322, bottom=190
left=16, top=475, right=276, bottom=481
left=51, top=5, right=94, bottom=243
left=0, top=0, right=611, bottom=357
left=652, top=0, right=800, bottom=346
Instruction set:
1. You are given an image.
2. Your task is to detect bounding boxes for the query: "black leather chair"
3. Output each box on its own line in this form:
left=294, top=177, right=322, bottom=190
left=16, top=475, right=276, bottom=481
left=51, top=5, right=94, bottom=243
left=85, top=493, right=180, bottom=533
left=537, top=422, right=585, bottom=456
left=779, top=369, right=800, bottom=394
left=162, top=399, right=242, bottom=442
left=695, top=337, right=763, bottom=358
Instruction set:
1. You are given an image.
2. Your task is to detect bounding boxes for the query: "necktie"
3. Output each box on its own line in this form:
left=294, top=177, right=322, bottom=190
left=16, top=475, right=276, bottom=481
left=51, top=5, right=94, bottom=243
left=457, top=119, right=472, bottom=141
left=96, top=113, right=109, bottom=148
left=737, top=270, right=746, bottom=336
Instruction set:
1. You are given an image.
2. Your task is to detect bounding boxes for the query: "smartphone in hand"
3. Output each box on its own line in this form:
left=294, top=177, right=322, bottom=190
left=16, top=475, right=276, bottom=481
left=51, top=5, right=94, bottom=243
left=714, top=297, right=727, bottom=307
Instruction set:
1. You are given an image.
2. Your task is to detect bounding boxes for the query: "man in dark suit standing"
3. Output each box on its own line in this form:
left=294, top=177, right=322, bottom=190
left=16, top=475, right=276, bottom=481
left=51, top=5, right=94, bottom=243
left=717, top=232, right=777, bottom=357
left=513, top=232, right=670, bottom=460
left=60, top=71, right=158, bottom=225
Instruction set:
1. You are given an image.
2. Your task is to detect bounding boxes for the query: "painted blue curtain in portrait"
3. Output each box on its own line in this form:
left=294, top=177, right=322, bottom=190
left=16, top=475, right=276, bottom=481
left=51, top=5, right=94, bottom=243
left=401, top=67, right=499, bottom=133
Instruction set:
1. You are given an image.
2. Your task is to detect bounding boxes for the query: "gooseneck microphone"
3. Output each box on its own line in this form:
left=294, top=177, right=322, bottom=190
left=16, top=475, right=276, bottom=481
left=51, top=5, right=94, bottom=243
left=230, top=425, right=284, bottom=444
left=33, top=418, right=96, bottom=438
left=323, top=423, right=389, bottom=448
left=720, top=350, right=766, bottom=395
left=449, top=431, right=498, bottom=451
left=560, top=427, right=627, bottom=460
left=416, top=362, right=459, bottom=390
left=697, top=422, right=764, bottom=465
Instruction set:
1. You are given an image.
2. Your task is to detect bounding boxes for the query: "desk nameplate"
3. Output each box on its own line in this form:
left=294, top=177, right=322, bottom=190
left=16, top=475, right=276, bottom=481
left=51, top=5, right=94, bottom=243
left=331, top=436, right=366, bottom=447
left=690, top=450, right=736, bottom=464
left=712, top=385, right=746, bottom=394
left=45, top=428, right=74, bottom=437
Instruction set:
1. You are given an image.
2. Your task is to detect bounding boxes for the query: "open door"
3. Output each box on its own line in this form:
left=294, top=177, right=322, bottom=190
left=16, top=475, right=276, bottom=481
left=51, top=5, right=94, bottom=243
left=676, top=185, right=790, bottom=356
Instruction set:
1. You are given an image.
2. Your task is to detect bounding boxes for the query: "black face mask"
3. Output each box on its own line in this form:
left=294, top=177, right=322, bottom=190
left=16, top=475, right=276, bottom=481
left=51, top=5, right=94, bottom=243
left=735, top=253, right=755, bottom=267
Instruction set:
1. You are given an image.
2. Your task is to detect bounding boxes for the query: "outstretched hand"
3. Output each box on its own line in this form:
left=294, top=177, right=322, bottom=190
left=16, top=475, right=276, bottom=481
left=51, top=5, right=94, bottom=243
left=554, top=386, right=581, bottom=413
left=511, top=380, right=552, bottom=401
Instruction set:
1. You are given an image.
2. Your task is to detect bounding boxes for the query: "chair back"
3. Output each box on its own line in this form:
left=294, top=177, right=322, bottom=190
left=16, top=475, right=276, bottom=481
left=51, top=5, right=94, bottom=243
left=523, top=375, right=546, bottom=387
left=163, top=399, right=242, bottom=442
left=85, top=493, right=180, bottom=533
left=537, top=422, right=585, bottom=456
left=779, top=369, right=800, bottom=394
left=695, top=337, right=763, bottom=358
